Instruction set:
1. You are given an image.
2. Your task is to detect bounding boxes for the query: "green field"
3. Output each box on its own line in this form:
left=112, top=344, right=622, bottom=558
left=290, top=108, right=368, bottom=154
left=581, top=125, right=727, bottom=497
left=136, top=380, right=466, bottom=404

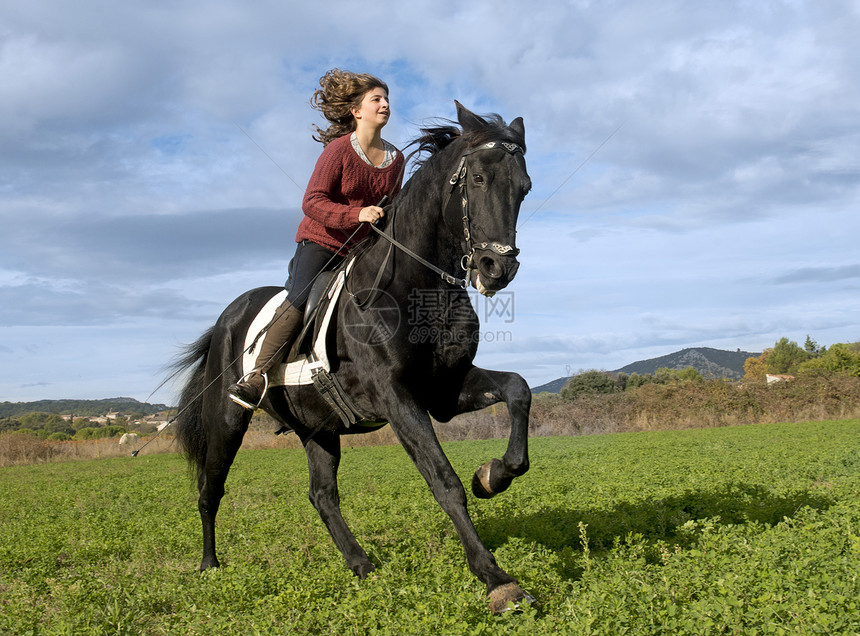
left=2, top=420, right=860, bottom=634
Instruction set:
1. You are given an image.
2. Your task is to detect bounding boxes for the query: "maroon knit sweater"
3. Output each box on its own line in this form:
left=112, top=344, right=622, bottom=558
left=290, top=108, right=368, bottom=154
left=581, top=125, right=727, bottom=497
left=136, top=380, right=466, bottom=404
left=298, top=133, right=404, bottom=253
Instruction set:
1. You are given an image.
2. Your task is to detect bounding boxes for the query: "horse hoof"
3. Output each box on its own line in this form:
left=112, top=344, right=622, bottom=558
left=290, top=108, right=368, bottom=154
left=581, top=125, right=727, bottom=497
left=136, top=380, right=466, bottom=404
left=199, top=557, right=220, bottom=571
left=350, top=561, right=376, bottom=579
left=488, top=582, right=535, bottom=614
left=472, top=458, right=510, bottom=499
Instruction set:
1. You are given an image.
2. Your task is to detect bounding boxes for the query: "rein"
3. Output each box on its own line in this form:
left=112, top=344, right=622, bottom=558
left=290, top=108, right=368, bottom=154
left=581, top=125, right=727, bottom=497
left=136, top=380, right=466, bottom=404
left=368, top=222, right=467, bottom=287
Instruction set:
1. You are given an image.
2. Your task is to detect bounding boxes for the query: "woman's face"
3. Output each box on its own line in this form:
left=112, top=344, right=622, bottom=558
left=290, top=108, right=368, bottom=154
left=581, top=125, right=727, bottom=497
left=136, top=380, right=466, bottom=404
left=351, top=87, right=390, bottom=128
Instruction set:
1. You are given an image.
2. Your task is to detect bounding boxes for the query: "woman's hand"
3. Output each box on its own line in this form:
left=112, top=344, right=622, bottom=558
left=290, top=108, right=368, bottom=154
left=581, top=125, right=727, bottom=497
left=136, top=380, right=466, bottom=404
left=358, top=205, right=385, bottom=223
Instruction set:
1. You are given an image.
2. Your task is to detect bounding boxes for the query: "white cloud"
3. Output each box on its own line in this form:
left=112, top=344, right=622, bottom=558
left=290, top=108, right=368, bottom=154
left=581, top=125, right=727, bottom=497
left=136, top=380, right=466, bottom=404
left=2, top=0, right=859, bottom=399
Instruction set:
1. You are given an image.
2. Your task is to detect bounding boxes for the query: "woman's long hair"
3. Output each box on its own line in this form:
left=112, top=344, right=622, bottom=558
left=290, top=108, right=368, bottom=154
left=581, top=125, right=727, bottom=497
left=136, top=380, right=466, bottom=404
left=311, top=68, right=389, bottom=145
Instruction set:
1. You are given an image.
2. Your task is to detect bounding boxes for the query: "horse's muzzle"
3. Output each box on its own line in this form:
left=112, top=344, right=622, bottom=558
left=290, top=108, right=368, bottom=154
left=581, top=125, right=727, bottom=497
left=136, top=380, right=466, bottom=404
left=471, top=250, right=520, bottom=296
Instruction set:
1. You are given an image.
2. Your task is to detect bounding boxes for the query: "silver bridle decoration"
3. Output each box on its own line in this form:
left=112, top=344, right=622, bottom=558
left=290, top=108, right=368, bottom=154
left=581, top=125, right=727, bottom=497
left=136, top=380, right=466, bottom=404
left=476, top=242, right=517, bottom=255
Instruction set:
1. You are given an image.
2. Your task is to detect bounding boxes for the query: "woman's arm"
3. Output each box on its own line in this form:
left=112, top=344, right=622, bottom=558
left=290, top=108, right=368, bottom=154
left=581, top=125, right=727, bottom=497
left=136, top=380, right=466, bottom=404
left=302, top=147, right=363, bottom=230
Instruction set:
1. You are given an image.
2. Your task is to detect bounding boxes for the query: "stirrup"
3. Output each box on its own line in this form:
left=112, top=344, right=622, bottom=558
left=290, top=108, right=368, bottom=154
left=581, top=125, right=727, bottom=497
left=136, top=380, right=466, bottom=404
left=228, top=371, right=269, bottom=410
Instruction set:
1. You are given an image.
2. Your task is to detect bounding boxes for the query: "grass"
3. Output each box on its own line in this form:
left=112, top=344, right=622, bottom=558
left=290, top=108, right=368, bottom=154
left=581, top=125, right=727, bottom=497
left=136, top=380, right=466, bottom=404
left=1, top=419, right=859, bottom=634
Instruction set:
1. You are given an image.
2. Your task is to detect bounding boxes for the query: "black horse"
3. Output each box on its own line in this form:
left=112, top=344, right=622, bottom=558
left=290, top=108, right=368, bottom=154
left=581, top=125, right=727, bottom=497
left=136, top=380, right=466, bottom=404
left=172, top=102, right=533, bottom=613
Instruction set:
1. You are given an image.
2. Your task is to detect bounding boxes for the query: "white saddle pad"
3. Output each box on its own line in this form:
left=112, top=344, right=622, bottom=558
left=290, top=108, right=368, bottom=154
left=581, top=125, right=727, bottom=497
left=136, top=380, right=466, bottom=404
left=241, top=266, right=347, bottom=386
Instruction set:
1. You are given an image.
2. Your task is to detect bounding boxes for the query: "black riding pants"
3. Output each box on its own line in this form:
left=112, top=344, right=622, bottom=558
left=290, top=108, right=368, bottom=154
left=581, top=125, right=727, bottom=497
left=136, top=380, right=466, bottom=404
left=285, top=240, right=344, bottom=310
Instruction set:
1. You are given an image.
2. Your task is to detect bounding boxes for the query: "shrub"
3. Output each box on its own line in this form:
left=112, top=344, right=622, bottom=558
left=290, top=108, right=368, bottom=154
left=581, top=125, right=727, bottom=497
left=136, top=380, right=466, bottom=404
left=532, top=373, right=860, bottom=436
left=653, top=366, right=703, bottom=383
left=74, top=426, right=127, bottom=441
left=561, top=370, right=621, bottom=400
left=12, top=428, right=54, bottom=439
left=623, top=372, right=654, bottom=390
left=0, top=432, right=53, bottom=465
left=798, top=343, right=860, bottom=377
left=0, top=418, right=20, bottom=433
left=74, top=427, right=99, bottom=440
left=102, top=425, right=127, bottom=438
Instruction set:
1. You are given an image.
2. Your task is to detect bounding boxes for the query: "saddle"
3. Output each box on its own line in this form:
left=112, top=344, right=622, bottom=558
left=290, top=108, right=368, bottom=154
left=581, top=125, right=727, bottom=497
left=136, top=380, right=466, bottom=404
left=240, top=260, right=374, bottom=427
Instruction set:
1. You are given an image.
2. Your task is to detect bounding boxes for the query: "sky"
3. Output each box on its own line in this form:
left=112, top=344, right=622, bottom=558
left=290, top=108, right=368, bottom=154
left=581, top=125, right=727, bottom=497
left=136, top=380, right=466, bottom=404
left=2, top=0, right=859, bottom=404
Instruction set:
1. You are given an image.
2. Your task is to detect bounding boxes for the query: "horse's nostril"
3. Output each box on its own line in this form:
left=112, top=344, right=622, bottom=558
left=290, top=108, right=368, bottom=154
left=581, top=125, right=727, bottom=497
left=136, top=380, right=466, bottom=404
left=480, top=256, right=502, bottom=279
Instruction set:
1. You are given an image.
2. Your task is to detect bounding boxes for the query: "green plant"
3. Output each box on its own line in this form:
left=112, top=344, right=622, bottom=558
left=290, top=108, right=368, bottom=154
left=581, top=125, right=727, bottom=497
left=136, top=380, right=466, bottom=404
left=73, top=425, right=127, bottom=441
left=561, top=370, right=620, bottom=399
left=2, top=421, right=860, bottom=633
left=799, top=342, right=860, bottom=377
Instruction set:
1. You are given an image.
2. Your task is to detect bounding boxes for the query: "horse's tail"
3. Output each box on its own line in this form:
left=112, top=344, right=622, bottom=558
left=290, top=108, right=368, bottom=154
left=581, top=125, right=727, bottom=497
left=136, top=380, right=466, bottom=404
left=169, top=326, right=215, bottom=483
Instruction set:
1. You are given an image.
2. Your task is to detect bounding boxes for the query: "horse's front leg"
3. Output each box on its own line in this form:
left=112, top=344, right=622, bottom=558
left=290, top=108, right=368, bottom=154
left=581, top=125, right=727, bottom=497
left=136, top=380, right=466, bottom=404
left=303, top=431, right=375, bottom=578
left=456, top=367, right=531, bottom=499
left=387, top=400, right=532, bottom=613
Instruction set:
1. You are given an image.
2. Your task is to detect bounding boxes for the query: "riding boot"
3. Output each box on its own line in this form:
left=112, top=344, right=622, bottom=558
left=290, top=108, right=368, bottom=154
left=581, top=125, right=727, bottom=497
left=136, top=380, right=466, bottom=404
left=227, top=299, right=304, bottom=410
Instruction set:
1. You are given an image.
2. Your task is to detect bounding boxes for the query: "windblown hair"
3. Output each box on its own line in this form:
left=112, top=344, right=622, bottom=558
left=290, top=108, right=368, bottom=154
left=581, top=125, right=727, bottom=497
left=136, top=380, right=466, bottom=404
left=411, top=111, right=526, bottom=169
left=311, top=68, right=389, bottom=145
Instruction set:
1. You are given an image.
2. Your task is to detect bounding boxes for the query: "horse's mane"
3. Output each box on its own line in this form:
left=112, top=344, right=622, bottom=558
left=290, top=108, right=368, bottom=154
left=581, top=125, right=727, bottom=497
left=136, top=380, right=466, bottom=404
left=410, top=112, right=526, bottom=169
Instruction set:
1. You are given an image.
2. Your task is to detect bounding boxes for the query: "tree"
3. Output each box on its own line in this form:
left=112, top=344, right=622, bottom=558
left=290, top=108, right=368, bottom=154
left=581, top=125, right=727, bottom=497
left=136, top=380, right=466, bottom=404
left=673, top=367, right=703, bottom=382
left=624, top=373, right=654, bottom=390
left=804, top=335, right=824, bottom=355
left=0, top=417, right=21, bottom=433
left=798, top=342, right=860, bottom=377
left=766, top=337, right=812, bottom=374
left=18, top=412, right=54, bottom=429
left=74, top=426, right=126, bottom=440
left=653, top=367, right=703, bottom=384
left=561, top=370, right=620, bottom=400
left=743, top=352, right=769, bottom=382
left=43, top=419, right=75, bottom=437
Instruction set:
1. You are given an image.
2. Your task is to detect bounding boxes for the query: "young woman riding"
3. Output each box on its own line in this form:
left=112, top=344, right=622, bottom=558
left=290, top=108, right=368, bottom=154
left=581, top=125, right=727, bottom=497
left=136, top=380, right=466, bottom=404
left=228, top=69, right=405, bottom=409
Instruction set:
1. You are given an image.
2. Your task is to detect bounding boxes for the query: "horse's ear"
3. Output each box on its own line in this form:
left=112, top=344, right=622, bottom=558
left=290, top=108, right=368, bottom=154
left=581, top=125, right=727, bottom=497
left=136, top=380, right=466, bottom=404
left=455, top=100, right=486, bottom=132
left=509, top=116, right=525, bottom=142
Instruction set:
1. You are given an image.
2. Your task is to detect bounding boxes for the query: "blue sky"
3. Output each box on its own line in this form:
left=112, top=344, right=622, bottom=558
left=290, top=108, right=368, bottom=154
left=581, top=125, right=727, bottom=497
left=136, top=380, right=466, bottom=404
left=2, top=0, right=859, bottom=403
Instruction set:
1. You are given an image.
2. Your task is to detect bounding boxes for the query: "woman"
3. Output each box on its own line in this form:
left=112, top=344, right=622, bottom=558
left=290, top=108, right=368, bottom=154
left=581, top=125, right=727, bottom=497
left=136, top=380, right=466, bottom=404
left=229, top=69, right=405, bottom=410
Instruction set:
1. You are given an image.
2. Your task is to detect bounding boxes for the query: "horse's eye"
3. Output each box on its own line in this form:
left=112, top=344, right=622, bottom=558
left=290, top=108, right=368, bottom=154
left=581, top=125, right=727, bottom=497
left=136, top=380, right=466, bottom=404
left=473, top=174, right=484, bottom=185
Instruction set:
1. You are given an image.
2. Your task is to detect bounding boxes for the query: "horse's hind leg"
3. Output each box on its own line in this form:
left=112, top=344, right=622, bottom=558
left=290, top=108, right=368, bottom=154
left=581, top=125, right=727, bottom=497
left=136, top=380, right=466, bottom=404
left=198, top=402, right=250, bottom=571
left=456, top=367, right=531, bottom=499
left=303, top=432, right=375, bottom=578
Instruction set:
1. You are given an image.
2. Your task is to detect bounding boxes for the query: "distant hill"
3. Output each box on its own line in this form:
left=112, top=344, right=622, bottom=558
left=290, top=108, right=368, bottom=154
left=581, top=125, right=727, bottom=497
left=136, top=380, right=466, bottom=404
left=531, top=347, right=760, bottom=394
left=0, top=397, right=171, bottom=419
left=530, top=377, right=571, bottom=394
left=616, top=347, right=759, bottom=379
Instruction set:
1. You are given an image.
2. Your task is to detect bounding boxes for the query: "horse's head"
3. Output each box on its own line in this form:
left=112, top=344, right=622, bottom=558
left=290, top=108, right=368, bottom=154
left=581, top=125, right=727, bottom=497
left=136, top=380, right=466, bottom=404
left=445, top=102, right=531, bottom=296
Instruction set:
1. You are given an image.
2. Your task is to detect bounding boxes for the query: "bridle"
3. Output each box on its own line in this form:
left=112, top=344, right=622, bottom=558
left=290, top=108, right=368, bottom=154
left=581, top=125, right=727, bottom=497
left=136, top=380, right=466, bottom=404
left=441, top=140, right=524, bottom=288
left=358, top=140, right=524, bottom=301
